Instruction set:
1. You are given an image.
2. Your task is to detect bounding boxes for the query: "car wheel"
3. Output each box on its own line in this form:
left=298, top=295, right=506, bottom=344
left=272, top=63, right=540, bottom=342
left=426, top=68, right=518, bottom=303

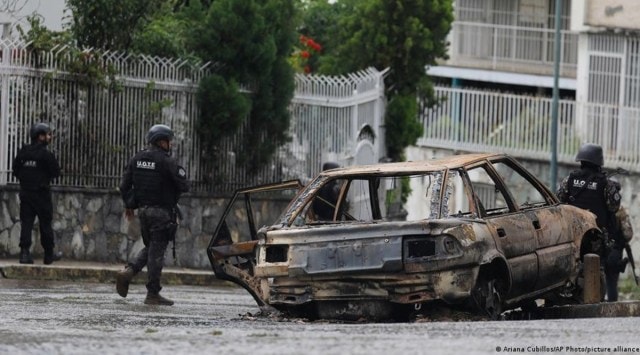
left=471, top=277, right=503, bottom=320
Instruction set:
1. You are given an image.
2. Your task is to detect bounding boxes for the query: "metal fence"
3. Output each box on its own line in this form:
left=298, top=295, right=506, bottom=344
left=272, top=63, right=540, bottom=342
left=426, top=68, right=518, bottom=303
left=448, top=21, right=578, bottom=77
left=287, top=68, right=387, bottom=181
left=0, top=39, right=387, bottom=193
left=419, top=86, right=640, bottom=172
left=449, top=0, right=577, bottom=76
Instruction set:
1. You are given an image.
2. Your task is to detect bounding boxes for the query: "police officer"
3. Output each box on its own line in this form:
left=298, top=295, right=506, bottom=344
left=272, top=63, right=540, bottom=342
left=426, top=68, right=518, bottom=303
left=12, top=123, right=62, bottom=265
left=312, top=162, right=341, bottom=220
left=116, top=124, right=189, bottom=305
left=607, top=205, right=634, bottom=299
left=557, top=143, right=622, bottom=301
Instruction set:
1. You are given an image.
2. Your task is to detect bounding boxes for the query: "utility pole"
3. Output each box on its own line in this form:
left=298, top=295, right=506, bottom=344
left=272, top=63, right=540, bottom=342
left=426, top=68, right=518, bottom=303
left=550, top=0, right=563, bottom=192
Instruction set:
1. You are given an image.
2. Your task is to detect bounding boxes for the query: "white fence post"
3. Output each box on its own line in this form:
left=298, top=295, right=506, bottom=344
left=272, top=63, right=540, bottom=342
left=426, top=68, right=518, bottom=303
left=0, top=40, right=9, bottom=185
left=286, top=68, right=387, bottom=180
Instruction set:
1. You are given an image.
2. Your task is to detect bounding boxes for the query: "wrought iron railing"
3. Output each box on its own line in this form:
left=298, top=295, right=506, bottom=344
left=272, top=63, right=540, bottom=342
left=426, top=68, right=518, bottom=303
left=0, top=40, right=386, bottom=193
left=419, top=86, right=640, bottom=172
left=447, top=21, right=578, bottom=77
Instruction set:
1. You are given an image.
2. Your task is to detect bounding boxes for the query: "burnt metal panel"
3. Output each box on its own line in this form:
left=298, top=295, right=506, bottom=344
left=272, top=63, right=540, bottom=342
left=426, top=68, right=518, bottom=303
left=529, top=207, right=570, bottom=248
left=288, top=236, right=403, bottom=276
left=506, top=253, right=538, bottom=297
left=535, top=243, right=577, bottom=290
left=486, top=214, right=537, bottom=257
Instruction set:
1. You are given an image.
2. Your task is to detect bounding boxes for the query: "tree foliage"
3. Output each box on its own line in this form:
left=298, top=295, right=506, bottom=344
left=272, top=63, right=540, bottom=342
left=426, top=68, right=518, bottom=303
left=50, top=0, right=451, bottom=175
left=64, top=0, right=298, bottom=174
left=303, top=0, right=453, bottom=161
left=66, top=0, right=166, bottom=50
left=190, top=0, right=297, bottom=171
left=197, top=75, right=250, bottom=153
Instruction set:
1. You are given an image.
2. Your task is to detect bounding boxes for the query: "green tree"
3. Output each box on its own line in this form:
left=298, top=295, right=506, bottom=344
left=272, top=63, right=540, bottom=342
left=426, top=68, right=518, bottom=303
left=64, top=0, right=298, bottom=174
left=305, top=0, right=453, bottom=162
left=66, top=0, right=165, bottom=50
left=192, top=0, right=298, bottom=171
left=131, top=8, right=191, bottom=58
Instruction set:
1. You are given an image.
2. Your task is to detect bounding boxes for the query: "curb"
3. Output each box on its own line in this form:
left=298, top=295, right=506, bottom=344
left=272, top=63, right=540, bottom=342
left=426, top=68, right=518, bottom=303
left=505, top=301, right=640, bottom=320
left=0, top=260, right=234, bottom=287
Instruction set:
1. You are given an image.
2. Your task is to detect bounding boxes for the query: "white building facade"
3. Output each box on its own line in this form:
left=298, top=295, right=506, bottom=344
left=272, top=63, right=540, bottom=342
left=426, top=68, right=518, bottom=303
left=423, top=0, right=640, bottom=174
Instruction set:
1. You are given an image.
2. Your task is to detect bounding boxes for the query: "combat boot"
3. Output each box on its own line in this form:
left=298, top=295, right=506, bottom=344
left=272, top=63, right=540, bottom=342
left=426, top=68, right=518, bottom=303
left=19, top=248, right=34, bottom=264
left=144, top=292, right=174, bottom=306
left=43, top=251, right=63, bottom=265
left=116, top=267, right=136, bottom=298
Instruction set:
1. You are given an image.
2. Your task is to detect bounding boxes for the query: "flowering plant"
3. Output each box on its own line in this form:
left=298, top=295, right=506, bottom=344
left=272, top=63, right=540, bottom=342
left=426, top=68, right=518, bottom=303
left=291, top=34, right=322, bottom=74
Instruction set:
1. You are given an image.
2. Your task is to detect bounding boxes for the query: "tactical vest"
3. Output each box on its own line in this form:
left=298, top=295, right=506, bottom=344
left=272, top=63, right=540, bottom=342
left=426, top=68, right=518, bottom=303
left=132, top=149, right=175, bottom=207
left=567, top=169, right=610, bottom=230
left=15, top=144, right=54, bottom=190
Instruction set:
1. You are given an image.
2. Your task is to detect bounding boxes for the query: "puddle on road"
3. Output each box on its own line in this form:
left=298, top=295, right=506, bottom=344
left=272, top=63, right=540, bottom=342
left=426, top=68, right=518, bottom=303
left=237, top=306, right=490, bottom=324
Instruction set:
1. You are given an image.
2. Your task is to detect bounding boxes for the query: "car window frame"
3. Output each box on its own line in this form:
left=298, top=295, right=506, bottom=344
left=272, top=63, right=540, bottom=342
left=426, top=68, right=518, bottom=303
left=462, top=160, right=517, bottom=217
left=485, top=157, right=558, bottom=210
left=209, top=180, right=304, bottom=248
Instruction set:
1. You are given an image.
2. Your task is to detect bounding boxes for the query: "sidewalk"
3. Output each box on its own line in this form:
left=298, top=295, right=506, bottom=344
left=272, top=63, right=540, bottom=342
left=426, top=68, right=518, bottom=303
left=0, top=258, right=234, bottom=287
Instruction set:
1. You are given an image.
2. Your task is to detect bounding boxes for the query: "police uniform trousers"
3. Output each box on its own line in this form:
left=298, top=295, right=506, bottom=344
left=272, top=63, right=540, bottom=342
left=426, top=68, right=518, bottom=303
left=128, top=206, right=174, bottom=294
left=605, top=247, right=623, bottom=302
left=19, top=189, right=55, bottom=252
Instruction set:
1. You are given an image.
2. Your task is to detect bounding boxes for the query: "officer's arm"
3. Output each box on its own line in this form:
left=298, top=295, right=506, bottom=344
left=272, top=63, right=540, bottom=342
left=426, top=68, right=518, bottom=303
left=119, top=159, right=134, bottom=199
left=46, top=151, right=61, bottom=179
left=167, top=159, right=189, bottom=193
left=605, top=180, right=621, bottom=213
left=556, top=177, right=569, bottom=202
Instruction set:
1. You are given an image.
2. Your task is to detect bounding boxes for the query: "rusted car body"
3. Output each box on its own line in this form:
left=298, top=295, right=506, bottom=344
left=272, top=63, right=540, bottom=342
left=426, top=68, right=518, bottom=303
left=207, top=153, right=600, bottom=320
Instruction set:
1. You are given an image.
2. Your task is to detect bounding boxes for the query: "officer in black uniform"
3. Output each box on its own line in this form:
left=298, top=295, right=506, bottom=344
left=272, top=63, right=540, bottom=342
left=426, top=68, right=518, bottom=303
left=312, top=162, right=341, bottom=220
left=116, top=124, right=189, bottom=305
left=12, top=123, right=62, bottom=265
left=557, top=143, right=622, bottom=301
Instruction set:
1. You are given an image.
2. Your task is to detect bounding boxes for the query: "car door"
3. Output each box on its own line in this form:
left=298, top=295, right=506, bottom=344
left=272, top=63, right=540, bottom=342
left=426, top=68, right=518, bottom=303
left=465, top=163, right=539, bottom=298
left=490, top=158, right=577, bottom=291
left=207, top=180, right=303, bottom=306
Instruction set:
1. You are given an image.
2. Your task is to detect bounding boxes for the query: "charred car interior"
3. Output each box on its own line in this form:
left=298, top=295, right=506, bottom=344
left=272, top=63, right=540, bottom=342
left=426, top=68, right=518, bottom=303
left=207, top=154, right=602, bottom=321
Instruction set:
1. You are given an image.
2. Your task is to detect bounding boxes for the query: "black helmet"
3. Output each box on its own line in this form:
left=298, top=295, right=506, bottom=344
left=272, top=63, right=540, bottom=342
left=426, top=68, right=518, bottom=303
left=146, top=124, right=174, bottom=145
left=575, top=143, right=604, bottom=167
left=30, top=122, right=51, bottom=142
left=322, top=162, right=340, bottom=171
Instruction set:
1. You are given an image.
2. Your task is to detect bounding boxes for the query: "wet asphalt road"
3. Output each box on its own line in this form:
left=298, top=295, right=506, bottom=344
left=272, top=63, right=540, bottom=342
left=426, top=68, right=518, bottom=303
left=1, top=279, right=640, bottom=355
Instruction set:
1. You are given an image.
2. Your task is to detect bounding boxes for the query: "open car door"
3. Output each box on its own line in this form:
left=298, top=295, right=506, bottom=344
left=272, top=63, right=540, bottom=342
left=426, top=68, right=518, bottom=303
left=207, top=180, right=302, bottom=306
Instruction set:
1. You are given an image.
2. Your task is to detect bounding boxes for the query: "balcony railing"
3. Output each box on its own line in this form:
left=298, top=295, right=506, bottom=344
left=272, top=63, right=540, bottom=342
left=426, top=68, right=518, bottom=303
left=447, top=21, right=578, bottom=77
left=419, top=86, right=640, bottom=173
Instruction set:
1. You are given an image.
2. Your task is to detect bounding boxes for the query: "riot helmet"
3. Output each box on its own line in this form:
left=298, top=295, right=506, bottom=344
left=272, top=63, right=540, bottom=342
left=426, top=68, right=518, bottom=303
left=30, top=122, right=51, bottom=142
left=575, top=143, right=604, bottom=167
left=146, top=124, right=174, bottom=145
left=322, top=162, right=340, bottom=171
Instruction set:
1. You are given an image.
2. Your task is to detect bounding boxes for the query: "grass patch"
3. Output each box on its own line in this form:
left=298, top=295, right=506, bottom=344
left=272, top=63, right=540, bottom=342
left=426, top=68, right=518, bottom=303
left=618, top=276, right=640, bottom=300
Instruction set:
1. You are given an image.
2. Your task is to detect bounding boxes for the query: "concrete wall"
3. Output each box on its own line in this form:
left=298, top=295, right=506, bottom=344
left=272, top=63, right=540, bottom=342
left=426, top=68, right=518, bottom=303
left=0, top=185, right=289, bottom=270
left=572, top=0, right=640, bottom=32
left=584, top=0, right=640, bottom=31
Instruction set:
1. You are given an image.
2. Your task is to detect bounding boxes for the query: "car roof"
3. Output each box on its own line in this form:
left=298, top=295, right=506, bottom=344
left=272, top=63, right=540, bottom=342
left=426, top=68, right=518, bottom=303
left=320, top=153, right=505, bottom=177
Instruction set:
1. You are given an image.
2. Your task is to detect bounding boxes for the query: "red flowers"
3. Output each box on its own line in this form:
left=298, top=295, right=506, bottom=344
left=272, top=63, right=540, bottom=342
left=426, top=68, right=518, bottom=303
left=292, top=35, right=322, bottom=74
left=300, top=35, right=322, bottom=52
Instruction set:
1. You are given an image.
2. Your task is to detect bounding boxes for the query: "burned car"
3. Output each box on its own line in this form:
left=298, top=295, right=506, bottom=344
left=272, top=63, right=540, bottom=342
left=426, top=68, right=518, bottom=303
left=207, top=154, right=601, bottom=320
